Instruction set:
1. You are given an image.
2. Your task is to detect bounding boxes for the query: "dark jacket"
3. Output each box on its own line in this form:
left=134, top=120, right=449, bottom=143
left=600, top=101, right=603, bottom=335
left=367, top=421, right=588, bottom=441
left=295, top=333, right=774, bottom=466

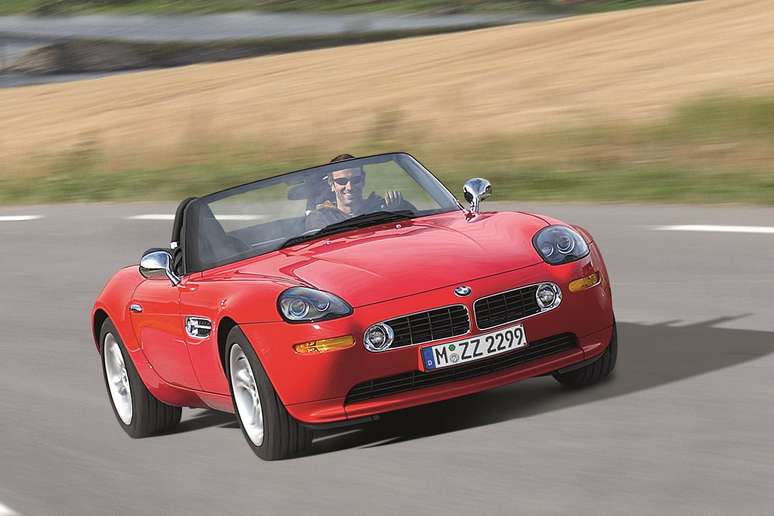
left=304, top=193, right=384, bottom=231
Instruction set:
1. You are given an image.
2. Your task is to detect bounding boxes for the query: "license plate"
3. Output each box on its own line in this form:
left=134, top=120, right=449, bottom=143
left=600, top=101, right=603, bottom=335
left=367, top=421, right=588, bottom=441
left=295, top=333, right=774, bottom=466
left=420, top=324, right=528, bottom=371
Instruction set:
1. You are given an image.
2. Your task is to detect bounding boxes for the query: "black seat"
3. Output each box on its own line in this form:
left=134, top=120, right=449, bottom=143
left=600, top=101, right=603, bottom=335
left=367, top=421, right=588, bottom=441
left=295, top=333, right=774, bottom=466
left=287, top=174, right=335, bottom=211
left=183, top=199, right=250, bottom=273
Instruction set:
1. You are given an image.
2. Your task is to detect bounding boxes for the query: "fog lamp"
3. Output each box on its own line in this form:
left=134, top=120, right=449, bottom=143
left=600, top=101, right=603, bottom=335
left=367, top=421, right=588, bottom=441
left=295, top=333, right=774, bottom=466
left=293, top=335, right=354, bottom=354
left=569, top=272, right=601, bottom=293
left=364, top=323, right=395, bottom=352
left=536, top=283, right=562, bottom=310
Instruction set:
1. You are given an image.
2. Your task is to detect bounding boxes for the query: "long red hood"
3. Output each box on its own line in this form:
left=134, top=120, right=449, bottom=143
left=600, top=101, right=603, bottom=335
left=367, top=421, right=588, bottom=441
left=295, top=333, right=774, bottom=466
left=227, top=211, right=548, bottom=307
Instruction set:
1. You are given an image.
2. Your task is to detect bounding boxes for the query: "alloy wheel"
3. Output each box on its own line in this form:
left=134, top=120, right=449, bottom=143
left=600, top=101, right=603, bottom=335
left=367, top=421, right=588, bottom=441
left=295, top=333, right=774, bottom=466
left=230, top=344, right=264, bottom=446
left=104, top=332, right=133, bottom=425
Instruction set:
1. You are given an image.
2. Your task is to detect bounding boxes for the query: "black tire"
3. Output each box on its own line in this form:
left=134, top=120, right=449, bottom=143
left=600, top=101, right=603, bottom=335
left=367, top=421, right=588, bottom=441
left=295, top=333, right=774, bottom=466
left=225, top=326, right=312, bottom=460
left=553, top=324, right=618, bottom=388
left=100, top=319, right=182, bottom=437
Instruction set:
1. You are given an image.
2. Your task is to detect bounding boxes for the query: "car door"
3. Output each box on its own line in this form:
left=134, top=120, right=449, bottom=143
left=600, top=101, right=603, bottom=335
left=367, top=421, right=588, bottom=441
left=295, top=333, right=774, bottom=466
left=129, top=277, right=202, bottom=389
left=178, top=279, right=228, bottom=394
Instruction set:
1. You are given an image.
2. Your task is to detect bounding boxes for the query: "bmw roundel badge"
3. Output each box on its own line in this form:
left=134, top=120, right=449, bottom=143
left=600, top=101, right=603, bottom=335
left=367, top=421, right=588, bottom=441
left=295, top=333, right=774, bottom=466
left=454, top=285, right=472, bottom=297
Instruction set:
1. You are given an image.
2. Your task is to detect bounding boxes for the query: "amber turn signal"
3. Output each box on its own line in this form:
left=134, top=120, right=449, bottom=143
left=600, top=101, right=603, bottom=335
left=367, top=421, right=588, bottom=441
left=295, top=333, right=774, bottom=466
left=293, top=335, right=355, bottom=354
left=569, top=272, right=601, bottom=293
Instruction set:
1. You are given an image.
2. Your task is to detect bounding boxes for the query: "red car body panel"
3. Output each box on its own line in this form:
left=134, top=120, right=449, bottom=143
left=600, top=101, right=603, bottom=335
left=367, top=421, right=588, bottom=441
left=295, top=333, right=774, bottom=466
left=92, top=210, right=614, bottom=424
left=277, top=211, right=548, bottom=306
left=130, top=280, right=202, bottom=389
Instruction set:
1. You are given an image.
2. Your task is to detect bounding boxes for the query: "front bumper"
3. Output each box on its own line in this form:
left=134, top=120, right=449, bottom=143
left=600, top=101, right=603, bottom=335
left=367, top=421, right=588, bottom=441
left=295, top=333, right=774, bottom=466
left=240, top=245, right=614, bottom=424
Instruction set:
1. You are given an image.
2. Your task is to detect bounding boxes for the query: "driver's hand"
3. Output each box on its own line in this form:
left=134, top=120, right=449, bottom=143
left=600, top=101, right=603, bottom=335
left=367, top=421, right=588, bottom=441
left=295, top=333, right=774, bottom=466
left=383, top=190, right=404, bottom=209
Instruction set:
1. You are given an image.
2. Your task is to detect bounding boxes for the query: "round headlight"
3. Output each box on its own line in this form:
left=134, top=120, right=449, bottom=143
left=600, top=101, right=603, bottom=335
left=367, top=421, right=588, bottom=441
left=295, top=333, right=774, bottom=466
left=556, top=235, right=575, bottom=254
left=288, top=299, right=310, bottom=318
left=314, top=299, right=330, bottom=312
left=364, top=323, right=394, bottom=352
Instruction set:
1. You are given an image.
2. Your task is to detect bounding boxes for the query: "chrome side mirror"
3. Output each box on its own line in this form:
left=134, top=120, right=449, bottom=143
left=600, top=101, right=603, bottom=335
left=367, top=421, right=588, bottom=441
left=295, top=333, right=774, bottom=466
left=463, top=178, right=492, bottom=215
left=139, top=249, right=180, bottom=286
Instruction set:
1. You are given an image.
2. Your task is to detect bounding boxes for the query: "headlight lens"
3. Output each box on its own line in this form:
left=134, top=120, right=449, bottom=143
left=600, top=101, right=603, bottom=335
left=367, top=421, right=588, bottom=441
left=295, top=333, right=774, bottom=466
left=533, top=226, right=589, bottom=265
left=278, top=287, right=352, bottom=323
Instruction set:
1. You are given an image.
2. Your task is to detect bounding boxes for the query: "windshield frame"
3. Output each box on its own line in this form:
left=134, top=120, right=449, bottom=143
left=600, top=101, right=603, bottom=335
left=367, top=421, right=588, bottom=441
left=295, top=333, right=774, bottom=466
left=183, top=152, right=463, bottom=274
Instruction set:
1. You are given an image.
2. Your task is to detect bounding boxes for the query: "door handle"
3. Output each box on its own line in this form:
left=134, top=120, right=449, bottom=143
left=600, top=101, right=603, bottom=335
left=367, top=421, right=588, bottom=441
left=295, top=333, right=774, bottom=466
left=129, top=303, right=143, bottom=313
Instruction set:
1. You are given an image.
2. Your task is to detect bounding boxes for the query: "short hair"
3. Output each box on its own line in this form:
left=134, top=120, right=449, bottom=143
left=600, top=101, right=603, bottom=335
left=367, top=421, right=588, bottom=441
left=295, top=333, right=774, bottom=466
left=328, top=153, right=364, bottom=184
left=330, top=153, right=355, bottom=163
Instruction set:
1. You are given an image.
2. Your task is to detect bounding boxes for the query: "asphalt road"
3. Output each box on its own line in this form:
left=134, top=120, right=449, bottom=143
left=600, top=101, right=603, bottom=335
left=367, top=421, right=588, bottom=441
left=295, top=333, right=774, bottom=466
left=0, top=13, right=557, bottom=42
left=0, top=11, right=559, bottom=87
left=1, top=201, right=773, bottom=515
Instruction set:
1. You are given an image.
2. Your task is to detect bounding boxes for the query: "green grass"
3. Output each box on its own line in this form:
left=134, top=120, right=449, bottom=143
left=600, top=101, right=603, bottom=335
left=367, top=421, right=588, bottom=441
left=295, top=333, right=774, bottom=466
left=4, top=159, right=772, bottom=206
left=570, top=0, right=695, bottom=13
left=4, top=94, right=774, bottom=206
left=0, top=0, right=695, bottom=15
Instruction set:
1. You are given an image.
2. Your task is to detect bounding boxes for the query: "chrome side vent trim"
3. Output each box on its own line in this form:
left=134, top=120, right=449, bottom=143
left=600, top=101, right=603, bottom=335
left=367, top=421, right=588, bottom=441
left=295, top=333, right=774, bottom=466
left=185, top=316, right=212, bottom=339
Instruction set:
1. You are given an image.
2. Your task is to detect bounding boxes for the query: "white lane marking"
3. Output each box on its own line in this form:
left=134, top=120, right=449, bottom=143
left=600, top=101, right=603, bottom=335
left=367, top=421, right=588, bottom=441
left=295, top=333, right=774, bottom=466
left=128, top=214, right=175, bottom=221
left=0, top=215, right=43, bottom=222
left=128, top=214, right=265, bottom=221
left=655, top=225, right=774, bottom=234
left=216, top=215, right=266, bottom=221
left=0, top=501, right=19, bottom=516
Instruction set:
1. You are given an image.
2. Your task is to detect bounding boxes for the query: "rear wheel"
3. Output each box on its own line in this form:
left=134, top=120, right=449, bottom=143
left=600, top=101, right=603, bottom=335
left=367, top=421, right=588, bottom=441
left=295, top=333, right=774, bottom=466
left=553, top=324, right=618, bottom=388
left=100, top=319, right=181, bottom=437
left=225, top=326, right=312, bottom=460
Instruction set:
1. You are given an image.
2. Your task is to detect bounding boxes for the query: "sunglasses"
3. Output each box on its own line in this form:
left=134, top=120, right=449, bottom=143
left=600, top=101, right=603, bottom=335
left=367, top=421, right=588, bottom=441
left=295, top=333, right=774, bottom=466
left=332, top=175, right=364, bottom=186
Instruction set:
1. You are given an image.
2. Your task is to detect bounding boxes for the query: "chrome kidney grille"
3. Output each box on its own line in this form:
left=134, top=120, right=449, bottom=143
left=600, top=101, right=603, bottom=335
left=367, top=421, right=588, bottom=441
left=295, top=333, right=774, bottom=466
left=368, top=283, right=556, bottom=351
left=474, top=285, right=542, bottom=330
left=384, top=305, right=470, bottom=349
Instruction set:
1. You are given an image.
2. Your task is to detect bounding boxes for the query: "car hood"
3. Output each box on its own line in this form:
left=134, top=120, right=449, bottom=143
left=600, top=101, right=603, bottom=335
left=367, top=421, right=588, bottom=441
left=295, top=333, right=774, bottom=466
left=233, top=211, right=548, bottom=307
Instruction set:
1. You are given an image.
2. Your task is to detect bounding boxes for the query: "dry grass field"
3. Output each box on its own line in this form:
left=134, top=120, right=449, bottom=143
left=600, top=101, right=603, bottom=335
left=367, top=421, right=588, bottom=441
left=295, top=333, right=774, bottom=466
left=2, top=0, right=774, bottom=203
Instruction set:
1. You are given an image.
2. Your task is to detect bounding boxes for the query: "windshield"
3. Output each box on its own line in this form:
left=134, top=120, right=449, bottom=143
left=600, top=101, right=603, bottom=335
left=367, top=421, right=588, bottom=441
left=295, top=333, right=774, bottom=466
left=183, top=153, right=461, bottom=273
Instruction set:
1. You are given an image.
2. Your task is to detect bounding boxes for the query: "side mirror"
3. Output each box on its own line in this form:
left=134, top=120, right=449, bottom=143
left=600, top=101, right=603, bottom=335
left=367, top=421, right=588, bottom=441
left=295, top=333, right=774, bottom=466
left=463, top=178, right=492, bottom=215
left=139, top=249, right=180, bottom=286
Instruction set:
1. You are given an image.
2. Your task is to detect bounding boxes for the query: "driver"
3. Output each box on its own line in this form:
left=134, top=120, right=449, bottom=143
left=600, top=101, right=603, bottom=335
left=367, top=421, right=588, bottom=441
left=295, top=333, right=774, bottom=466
left=305, top=154, right=408, bottom=230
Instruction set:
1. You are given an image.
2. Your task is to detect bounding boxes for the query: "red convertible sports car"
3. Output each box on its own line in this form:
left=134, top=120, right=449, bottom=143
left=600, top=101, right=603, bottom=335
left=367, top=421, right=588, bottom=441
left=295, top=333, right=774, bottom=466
left=92, top=152, right=616, bottom=460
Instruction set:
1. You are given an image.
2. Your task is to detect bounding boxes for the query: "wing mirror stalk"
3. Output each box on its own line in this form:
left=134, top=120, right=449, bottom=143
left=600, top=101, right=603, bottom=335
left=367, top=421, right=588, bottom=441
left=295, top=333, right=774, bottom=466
left=139, top=249, right=181, bottom=286
left=463, top=178, right=492, bottom=219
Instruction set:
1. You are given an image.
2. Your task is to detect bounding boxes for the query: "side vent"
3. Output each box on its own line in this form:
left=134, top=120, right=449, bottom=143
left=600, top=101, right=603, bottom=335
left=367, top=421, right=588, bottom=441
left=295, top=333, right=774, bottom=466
left=185, top=316, right=212, bottom=339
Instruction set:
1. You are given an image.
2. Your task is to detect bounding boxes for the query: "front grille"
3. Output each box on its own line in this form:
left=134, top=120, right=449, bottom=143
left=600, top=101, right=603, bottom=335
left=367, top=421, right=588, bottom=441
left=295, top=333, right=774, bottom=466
left=345, top=333, right=577, bottom=404
left=384, top=305, right=470, bottom=349
left=474, top=284, right=541, bottom=330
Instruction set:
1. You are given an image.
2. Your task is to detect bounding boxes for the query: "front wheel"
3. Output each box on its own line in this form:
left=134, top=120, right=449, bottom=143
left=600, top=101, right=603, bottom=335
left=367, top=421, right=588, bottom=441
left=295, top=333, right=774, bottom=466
left=100, top=319, right=181, bottom=437
left=553, top=324, right=617, bottom=388
left=225, top=326, right=312, bottom=460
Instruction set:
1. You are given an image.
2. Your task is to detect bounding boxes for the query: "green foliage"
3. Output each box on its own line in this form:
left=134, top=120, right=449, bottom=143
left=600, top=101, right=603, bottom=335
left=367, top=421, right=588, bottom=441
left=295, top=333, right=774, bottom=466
left=4, top=158, right=772, bottom=206
left=566, top=0, right=698, bottom=13
left=670, top=95, right=774, bottom=138
left=0, top=162, right=298, bottom=204
left=4, top=94, right=774, bottom=206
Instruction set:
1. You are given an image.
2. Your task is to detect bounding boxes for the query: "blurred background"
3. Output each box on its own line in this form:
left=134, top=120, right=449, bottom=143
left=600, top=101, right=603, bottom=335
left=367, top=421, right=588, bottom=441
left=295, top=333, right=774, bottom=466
left=4, top=0, right=772, bottom=206
left=3, top=3, right=774, bottom=516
